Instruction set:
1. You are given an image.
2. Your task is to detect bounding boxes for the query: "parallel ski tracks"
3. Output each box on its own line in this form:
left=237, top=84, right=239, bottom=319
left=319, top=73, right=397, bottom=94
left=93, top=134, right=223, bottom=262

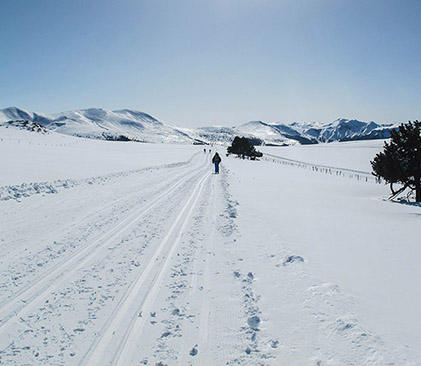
left=0, top=164, right=198, bottom=309
left=0, top=156, right=201, bottom=264
left=0, top=157, right=208, bottom=340
left=82, top=169, right=211, bottom=366
left=177, top=174, right=217, bottom=366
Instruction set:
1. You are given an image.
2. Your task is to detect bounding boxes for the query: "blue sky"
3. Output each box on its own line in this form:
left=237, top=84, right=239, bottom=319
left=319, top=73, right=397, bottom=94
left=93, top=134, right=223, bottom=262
left=1, top=0, right=420, bottom=127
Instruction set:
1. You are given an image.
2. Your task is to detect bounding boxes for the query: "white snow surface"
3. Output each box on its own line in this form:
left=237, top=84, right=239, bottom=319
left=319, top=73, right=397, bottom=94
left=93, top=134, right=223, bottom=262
left=260, top=139, right=387, bottom=172
left=0, top=127, right=420, bottom=365
left=0, top=127, right=196, bottom=186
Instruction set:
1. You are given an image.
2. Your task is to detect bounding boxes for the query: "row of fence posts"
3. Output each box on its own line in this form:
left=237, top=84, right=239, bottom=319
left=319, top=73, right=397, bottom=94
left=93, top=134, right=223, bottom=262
left=262, top=156, right=382, bottom=184
left=0, top=137, right=80, bottom=147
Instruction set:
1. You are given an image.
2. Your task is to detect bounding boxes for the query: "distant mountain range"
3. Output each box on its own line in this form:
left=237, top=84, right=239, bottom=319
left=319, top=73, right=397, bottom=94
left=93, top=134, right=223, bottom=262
left=0, top=106, right=397, bottom=145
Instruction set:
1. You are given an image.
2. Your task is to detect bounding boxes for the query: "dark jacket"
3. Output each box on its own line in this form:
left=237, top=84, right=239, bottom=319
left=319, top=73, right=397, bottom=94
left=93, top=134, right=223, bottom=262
left=212, top=153, right=221, bottom=163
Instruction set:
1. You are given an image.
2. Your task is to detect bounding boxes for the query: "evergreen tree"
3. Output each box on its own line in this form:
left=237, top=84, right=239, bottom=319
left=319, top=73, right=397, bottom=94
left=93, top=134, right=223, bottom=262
left=371, top=120, right=421, bottom=202
left=227, top=136, right=263, bottom=159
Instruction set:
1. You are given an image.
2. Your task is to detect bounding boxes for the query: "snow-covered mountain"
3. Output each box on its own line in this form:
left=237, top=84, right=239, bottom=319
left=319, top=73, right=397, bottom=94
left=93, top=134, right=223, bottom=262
left=301, top=118, right=395, bottom=143
left=0, top=107, right=195, bottom=144
left=178, top=125, right=265, bottom=146
left=0, top=107, right=398, bottom=145
left=234, top=119, right=396, bottom=145
left=234, top=121, right=298, bottom=145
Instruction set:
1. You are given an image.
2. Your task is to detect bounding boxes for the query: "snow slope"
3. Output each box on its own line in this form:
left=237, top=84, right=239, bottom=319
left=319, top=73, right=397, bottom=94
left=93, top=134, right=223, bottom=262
left=0, top=107, right=194, bottom=144
left=0, top=128, right=420, bottom=365
left=234, top=121, right=298, bottom=145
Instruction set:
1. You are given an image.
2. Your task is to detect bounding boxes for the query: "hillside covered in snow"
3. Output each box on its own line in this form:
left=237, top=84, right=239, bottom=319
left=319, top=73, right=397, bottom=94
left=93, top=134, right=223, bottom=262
left=0, top=106, right=397, bottom=146
left=0, top=107, right=194, bottom=144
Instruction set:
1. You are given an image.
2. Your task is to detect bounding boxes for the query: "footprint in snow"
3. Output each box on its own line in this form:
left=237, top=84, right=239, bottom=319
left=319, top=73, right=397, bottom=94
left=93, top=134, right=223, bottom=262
left=247, top=315, right=260, bottom=330
left=160, top=331, right=171, bottom=338
left=269, top=339, right=279, bottom=348
left=283, top=255, right=304, bottom=266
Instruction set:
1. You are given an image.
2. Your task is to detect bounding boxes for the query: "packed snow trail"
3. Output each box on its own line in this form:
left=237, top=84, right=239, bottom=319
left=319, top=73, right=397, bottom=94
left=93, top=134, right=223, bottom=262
left=0, top=150, right=268, bottom=365
left=84, top=170, right=210, bottom=365
left=0, top=166, right=202, bottom=330
left=0, top=151, right=218, bottom=364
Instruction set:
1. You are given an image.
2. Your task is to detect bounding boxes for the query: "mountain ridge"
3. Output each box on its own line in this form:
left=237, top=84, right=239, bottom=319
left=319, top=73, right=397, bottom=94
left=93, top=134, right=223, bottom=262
left=0, top=106, right=398, bottom=145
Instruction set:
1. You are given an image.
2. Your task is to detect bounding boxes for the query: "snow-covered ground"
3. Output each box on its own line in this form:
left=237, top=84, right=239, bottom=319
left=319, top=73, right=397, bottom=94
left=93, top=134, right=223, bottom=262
left=0, top=127, right=197, bottom=186
left=260, top=139, right=386, bottom=172
left=1, top=127, right=420, bottom=365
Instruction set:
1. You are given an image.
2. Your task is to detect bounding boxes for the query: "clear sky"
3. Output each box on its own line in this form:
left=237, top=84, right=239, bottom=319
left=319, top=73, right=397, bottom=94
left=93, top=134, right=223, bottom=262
left=1, top=0, right=420, bottom=127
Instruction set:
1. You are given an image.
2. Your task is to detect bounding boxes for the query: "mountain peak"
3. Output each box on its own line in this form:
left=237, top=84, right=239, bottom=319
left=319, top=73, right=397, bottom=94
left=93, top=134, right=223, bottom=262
left=0, top=106, right=34, bottom=122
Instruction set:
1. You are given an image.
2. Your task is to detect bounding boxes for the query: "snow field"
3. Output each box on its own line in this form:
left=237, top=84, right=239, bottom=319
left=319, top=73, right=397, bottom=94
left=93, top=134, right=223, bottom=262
left=260, top=139, right=387, bottom=173
left=223, top=154, right=420, bottom=364
left=0, top=127, right=198, bottom=186
left=1, top=128, right=420, bottom=365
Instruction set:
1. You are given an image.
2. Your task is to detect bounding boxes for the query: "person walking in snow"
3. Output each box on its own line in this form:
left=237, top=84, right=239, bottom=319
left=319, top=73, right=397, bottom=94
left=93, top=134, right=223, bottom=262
left=212, top=152, right=221, bottom=174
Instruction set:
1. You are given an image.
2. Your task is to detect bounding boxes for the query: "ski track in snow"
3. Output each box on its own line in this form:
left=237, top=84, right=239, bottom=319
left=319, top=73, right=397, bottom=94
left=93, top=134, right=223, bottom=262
left=1, top=146, right=419, bottom=365
left=0, top=152, right=212, bottom=365
left=0, top=147, right=277, bottom=366
left=0, top=169, right=201, bottom=327
left=0, top=150, right=270, bottom=366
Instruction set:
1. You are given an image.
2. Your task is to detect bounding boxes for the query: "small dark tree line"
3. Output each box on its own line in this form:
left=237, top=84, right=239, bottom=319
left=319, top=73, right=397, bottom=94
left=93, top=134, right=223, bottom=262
left=371, top=120, right=421, bottom=202
left=227, top=136, right=263, bottom=159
